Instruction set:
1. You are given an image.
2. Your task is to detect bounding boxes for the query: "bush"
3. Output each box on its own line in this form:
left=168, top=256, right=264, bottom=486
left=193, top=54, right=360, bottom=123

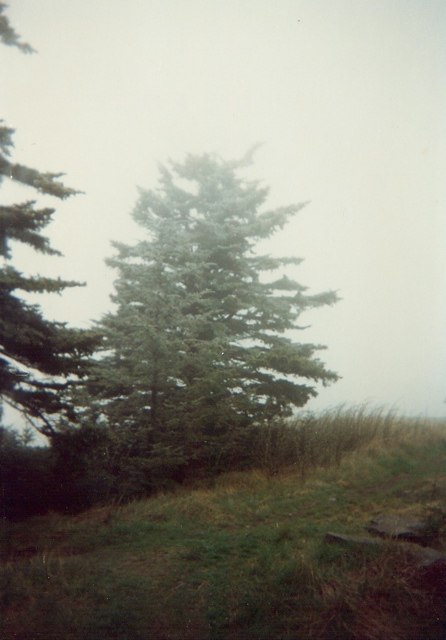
left=0, top=427, right=54, bottom=519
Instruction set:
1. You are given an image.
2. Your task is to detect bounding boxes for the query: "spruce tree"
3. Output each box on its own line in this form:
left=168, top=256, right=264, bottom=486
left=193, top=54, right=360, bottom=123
left=0, top=5, right=100, bottom=436
left=91, top=151, right=339, bottom=474
left=0, top=2, right=35, bottom=54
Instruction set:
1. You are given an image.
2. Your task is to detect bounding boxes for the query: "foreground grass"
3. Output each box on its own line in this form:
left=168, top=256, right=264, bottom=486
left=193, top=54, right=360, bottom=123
left=1, top=410, right=446, bottom=640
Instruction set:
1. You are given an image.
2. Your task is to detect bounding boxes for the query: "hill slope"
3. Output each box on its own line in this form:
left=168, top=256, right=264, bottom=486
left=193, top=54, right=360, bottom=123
left=1, top=419, right=446, bottom=639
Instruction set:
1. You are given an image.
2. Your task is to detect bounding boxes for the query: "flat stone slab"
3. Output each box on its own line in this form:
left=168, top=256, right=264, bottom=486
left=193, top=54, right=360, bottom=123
left=325, top=509, right=446, bottom=594
left=367, top=514, right=431, bottom=544
left=325, top=532, right=446, bottom=569
left=325, top=532, right=383, bottom=548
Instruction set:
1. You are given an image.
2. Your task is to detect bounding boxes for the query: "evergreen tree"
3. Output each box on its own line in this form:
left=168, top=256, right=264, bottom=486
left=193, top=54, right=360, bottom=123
left=0, top=2, right=35, bottom=54
left=90, top=151, right=339, bottom=475
left=0, top=6, right=100, bottom=436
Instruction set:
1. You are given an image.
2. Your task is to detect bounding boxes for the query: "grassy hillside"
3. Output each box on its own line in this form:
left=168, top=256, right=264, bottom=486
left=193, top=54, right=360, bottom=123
left=1, top=409, right=446, bottom=640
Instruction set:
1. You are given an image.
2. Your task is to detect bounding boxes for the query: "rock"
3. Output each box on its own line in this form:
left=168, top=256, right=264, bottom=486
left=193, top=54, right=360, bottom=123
left=325, top=532, right=384, bottom=548
left=325, top=531, right=446, bottom=594
left=325, top=531, right=445, bottom=565
left=400, top=543, right=446, bottom=568
left=415, top=554, right=446, bottom=594
left=367, top=513, right=434, bottom=546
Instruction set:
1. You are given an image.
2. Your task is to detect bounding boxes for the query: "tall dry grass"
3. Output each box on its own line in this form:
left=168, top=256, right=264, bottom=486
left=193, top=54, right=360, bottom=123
left=254, top=405, right=446, bottom=479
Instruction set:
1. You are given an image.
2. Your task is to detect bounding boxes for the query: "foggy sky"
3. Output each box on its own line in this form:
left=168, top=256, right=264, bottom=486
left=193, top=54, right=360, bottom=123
left=2, top=0, right=446, bottom=418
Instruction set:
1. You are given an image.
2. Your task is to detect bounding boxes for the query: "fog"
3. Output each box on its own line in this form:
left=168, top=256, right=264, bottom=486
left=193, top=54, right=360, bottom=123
left=3, top=0, right=446, bottom=418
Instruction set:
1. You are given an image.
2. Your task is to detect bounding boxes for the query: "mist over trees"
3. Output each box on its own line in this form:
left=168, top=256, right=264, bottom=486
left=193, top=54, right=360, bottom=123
left=81, top=151, right=339, bottom=487
left=1, top=5, right=339, bottom=515
left=0, top=2, right=34, bottom=53
left=0, top=6, right=99, bottom=436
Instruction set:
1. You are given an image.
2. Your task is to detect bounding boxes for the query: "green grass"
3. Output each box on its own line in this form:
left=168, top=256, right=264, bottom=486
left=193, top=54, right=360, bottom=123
left=1, top=409, right=446, bottom=639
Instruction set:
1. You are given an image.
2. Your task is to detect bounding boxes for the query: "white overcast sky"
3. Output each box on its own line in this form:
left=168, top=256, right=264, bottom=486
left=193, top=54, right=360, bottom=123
left=2, top=0, right=446, bottom=418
